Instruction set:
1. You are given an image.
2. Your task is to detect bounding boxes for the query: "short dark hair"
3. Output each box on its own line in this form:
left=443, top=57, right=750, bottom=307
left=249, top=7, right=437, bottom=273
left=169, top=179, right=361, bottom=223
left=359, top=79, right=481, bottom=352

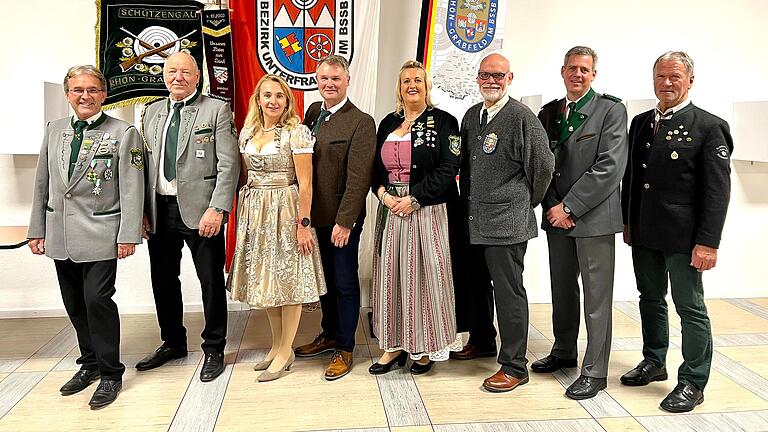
left=563, top=46, right=598, bottom=69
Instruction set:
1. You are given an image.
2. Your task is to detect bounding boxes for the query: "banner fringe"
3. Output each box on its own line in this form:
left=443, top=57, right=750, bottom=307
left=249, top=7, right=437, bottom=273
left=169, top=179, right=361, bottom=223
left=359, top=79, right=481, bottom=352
left=103, top=96, right=162, bottom=111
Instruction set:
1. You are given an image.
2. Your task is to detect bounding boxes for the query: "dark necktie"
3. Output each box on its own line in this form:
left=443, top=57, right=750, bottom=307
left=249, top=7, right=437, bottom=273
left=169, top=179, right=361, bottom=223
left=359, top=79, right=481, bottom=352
left=164, top=102, right=184, bottom=181
left=480, top=109, right=488, bottom=129
left=566, top=102, right=577, bottom=123
left=311, top=109, right=331, bottom=135
left=68, top=120, right=88, bottom=180
left=653, top=109, right=672, bottom=135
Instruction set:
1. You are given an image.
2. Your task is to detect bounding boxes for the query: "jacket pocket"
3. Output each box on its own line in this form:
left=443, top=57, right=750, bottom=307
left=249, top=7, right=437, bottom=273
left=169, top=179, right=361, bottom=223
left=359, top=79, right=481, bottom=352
left=477, top=202, right=517, bottom=238
left=203, top=174, right=217, bottom=180
left=328, top=139, right=347, bottom=145
left=576, top=133, right=595, bottom=142
left=46, top=205, right=54, bottom=212
left=94, top=208, right=121, bottom=216
left=195, top=128, right=213, bottom=135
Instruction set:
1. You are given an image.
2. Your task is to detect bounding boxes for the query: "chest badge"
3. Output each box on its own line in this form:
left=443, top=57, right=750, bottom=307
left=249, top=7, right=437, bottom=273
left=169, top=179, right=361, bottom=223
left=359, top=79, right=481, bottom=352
left=671, top=150, right=679, bottom=160
left=483, top=133, right=498, bottom=154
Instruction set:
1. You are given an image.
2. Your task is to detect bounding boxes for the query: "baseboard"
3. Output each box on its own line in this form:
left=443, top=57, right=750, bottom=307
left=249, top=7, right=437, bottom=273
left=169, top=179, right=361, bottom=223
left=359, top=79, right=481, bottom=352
left=0, top=301, right=250, bottom=319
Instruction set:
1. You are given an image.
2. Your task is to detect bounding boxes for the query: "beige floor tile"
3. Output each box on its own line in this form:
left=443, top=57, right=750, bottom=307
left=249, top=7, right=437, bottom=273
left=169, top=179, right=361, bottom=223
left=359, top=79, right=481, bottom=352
left=0, top=367, right=194, bottom=432
left=0, top=373, right=7, bottom=382
left=120, top=312, right=205, bottom=354
left=717, top=345, right=768, bottom=378
left=707, top=299, right=768, bottom=334
left=239, top=309, right=367, bottom=351
left=216, top=361, right=387, bottom=432
left=414, top=357, right=589, bottom=423
left=15, top=357, right=60, bottom=372
left=749, top=298, right=768, bottom=309
left=391, top=427, right=434, bottom=432
left=0, top=317, right=69, bottom=359
left=598, top=417, right=648, bottom=432
left=605, top=350, right=768, bottom=416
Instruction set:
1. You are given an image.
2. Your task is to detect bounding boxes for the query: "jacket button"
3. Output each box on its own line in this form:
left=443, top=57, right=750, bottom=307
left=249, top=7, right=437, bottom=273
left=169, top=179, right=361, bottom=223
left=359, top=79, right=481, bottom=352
left=645, top=143, right=651, bottom=148
left=65, top=193, right=72, bottom=198
left=472, top=156, right=476, bottom=160
left=468, top=196, right=472, bottom=200
left=412, top=164, right=417, bottom=168
left=477, top=136, right=482, bottom=140
left=642, top=163, right=647, bottom=168
left=469, top=216, right=474, bottom=221
left=644, top=183, right=650, bottom=189
left=555, top=172, right=561, bottom=177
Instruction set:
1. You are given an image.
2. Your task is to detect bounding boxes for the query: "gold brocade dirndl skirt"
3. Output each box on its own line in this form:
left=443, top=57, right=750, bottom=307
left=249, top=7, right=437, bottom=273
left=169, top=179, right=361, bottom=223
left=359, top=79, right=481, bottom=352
left=227, top=178, right=326, bottom=309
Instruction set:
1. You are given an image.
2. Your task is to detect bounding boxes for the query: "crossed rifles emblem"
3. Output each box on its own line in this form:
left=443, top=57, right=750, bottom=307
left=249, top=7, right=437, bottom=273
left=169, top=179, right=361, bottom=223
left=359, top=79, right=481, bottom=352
left=119, top=27, right=198, bottom=72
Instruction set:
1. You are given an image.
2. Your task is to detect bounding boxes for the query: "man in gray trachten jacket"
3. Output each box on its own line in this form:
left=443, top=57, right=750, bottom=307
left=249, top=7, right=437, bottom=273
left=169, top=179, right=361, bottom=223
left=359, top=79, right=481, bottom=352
left=534, top=46, right=628, bottom=400
left=28, top=65, right=144, bottom=408
left=459, top=53, right=554, bottom=393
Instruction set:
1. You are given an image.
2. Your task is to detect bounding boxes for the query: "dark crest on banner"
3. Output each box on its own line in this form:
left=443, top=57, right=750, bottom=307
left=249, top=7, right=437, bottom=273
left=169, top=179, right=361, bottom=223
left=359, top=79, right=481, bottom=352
left=256, top=0, right=354, bottom=90
left=96, top=0, right=204, bottom=109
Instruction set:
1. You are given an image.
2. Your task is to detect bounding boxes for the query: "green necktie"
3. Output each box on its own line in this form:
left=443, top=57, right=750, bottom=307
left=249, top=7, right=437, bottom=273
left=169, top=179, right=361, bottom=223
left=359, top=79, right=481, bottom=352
left=311, top=109, right=331, bottom=135
left=566, top=101, right=577, bottom=122
left=480, top=109, right=488, bottom=129
left=68, top=120, right=88, bottom=180
left=164, top=102, right=184, bottom=181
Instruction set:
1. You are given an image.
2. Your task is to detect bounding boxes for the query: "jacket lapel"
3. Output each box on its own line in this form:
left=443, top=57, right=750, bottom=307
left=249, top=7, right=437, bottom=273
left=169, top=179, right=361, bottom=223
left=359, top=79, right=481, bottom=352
left=558, top=88, right=595, bottom=144
left=66, top=130, right=104, bottom=192
left=176, top=105, right=199, bottom=160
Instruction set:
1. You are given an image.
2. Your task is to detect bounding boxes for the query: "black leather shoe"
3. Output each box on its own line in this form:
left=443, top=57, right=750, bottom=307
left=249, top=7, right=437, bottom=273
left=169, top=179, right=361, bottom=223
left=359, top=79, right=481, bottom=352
left=88, top=379, right=122, bottom=409
left=530, top=354, right=578, bottom=373
left=200, top=351, right=225, bottom=382
left=369, top=351, right=408, bottom=375
left=136, top=345, right=188, bottom=371
left=60, top=369, right=100, bottom=395
left=620, top=359, right=668, bottom=386
left=660, top=382, right=704, bottom=413
left=565, top=375, right=607, bottom=400
left=410, top=360, right=434, bottom=375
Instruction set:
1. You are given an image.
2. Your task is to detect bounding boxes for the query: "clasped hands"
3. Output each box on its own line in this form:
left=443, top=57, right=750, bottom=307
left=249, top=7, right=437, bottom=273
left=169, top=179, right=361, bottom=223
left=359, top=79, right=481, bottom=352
left=546, top=202, right=575, bottom=229
left=382, top=193, right=415, bottom=217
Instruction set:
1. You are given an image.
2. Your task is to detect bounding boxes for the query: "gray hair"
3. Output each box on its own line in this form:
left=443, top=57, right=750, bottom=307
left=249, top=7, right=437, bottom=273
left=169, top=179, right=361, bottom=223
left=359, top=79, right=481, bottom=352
left=653, top=51, right=694, bottom=76
left=316, top=55, right=349, bottom=74
left=63, top=65, right=106, bottom=92
left=563, top=46, right=598, bottom=69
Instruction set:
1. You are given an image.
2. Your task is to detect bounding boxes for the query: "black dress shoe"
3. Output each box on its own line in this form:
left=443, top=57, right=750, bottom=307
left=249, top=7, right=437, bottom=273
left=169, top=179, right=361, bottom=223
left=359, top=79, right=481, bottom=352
left=565, top=375, right=607, bottom=400
left=660, top=382, right=704, bottom=413
left=136, top=345, right=188, bottom=371
left=620, top=359, right=668, bottom=386
left=369, top=351, right=408, bottom=375
left=88, top=379, right=122, bottom=409
left=530, top=355, right=578, bottom=373
left=409, top=360, right=434, bottom=375
left=200, top=351, right=225, bottom=382
left=60, top=369, right=100, bottom=396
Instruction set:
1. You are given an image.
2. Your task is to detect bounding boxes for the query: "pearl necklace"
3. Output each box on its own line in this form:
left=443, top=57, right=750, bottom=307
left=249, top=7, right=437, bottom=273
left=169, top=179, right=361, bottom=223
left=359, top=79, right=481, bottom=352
left=403, top=107, right=427, bottom=130
left=261, top=124, right=277, bottom=133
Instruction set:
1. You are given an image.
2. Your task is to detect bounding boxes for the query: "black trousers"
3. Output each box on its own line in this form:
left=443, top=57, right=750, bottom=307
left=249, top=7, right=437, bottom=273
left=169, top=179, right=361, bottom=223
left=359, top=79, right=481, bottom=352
left=147, top=196, right=227, bottom=353
left=316, top=219, right=364, bottom=352
left=55, top=258, right=124, bottom=379
left=482, top=242, right=529, bottom=377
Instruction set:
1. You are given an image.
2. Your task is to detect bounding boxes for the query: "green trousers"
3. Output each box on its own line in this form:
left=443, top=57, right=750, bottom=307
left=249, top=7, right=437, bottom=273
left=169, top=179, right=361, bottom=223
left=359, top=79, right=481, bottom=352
left=631, top=246, right=713, bottom=390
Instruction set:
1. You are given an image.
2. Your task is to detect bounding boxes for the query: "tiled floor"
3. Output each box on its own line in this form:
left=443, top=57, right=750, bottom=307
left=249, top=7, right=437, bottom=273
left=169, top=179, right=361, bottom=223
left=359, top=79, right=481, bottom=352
left=0, top=298, right=767, bottom=431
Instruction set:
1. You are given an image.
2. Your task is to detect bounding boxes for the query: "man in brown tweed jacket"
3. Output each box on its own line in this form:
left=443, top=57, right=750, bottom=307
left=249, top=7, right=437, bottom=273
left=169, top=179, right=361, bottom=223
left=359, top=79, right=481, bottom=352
left=294, top=55, right=376, bottom=381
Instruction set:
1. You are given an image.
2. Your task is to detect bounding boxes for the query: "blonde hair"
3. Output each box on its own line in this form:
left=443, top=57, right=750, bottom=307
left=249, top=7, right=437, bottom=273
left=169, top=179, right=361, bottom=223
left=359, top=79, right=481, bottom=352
left=242, top=74, right=299, bottom=132
left=394, top=60, right=434, bottom=115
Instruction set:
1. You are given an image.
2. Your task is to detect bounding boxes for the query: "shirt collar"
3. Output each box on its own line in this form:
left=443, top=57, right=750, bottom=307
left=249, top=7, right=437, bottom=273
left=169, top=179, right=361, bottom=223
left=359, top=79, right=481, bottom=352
left=656, top=99, right=691, bottom=118
left=322, top=97, right=348, bottom=118
left=483, top=93, right=510, bottom=115
left=565, top=88, right=592, bottom=106
left=72, top=111, right=104, bottom=125
left=170, top=90, right=199, bottom=106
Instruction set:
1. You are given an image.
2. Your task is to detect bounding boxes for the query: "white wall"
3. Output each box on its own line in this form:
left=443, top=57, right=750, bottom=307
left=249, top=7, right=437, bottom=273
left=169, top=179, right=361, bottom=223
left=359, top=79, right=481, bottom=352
left=1, top=0, right=766, bottom=317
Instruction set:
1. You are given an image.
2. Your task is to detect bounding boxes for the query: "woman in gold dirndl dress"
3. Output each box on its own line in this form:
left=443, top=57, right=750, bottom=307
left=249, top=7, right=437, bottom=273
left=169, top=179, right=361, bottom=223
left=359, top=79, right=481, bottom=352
left=227, top=75, right=326, bottom=382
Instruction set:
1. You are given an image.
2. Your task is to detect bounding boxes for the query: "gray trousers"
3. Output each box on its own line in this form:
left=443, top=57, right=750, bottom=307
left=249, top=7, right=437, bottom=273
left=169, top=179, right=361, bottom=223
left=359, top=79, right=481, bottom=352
left=547, top=233, right=615, bottom=378
left=483, top=242, right=529, bottom=378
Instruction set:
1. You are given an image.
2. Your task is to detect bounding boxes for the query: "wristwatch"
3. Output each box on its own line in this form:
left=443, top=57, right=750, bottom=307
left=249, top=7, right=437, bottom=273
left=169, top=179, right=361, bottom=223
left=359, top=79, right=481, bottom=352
left=212, top=207, right=228, bottom=217
left=410, top=196, right=421, bottom=211
left=300, top=217, right=311, bottom=227
left=563, top=204, right=572, bottom=215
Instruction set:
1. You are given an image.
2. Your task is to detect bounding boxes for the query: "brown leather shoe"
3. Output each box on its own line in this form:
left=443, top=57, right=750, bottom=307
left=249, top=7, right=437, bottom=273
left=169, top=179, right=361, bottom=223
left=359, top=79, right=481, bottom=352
left=324, top=350, right=353, bottom=381
left=294, top=335, right=336, bottom=357
left=482, top=369, right=529, bottom=393
left=450, top=344, right=497, bottom=360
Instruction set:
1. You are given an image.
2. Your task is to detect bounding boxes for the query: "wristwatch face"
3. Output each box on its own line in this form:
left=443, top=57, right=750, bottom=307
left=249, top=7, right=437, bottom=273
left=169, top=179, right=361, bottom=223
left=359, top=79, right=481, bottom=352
left=301, top=217, right=311, bottom=227
left=563, top=205, right=571, bottom=214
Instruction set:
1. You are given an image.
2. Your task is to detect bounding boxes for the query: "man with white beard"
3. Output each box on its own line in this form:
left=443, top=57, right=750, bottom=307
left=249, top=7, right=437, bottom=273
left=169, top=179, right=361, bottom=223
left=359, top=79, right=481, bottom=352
left=458, top=53, right=554, bottom=393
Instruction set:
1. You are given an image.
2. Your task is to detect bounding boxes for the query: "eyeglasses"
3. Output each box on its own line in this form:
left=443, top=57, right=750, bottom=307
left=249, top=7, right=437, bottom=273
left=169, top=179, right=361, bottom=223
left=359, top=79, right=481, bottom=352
left=477, top=72, right=508, bottom=81
left=68, top=88, right=104, bottom=96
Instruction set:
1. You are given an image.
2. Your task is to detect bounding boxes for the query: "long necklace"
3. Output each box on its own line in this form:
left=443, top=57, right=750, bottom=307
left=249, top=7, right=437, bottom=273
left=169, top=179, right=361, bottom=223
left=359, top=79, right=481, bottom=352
left=403, top=106, right=426, bottom=130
